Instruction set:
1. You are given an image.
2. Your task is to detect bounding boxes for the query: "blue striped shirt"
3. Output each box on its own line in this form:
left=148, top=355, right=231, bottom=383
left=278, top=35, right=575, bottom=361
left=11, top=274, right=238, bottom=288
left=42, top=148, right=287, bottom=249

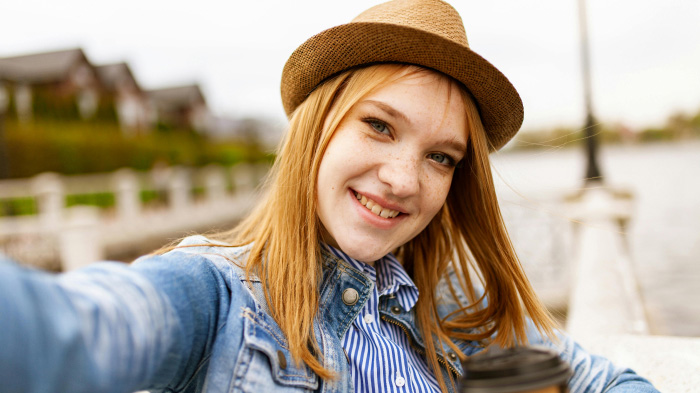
left=325, top=245, right=440, bottom=393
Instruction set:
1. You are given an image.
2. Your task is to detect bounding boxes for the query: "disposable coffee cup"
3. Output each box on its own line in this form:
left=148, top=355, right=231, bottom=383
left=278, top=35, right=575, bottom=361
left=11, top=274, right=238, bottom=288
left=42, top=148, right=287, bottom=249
left=459, top=347, right=572, bottom=393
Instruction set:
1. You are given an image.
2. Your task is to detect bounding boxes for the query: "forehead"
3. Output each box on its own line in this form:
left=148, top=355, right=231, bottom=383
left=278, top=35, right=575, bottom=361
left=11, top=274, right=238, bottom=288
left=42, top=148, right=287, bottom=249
left=361, top=70, right=469, bottom=141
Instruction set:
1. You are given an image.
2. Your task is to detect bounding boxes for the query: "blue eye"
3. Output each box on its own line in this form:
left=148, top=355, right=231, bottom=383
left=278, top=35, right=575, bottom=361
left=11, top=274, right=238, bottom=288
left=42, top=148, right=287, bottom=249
left=428, top=152, right=454, bottom=166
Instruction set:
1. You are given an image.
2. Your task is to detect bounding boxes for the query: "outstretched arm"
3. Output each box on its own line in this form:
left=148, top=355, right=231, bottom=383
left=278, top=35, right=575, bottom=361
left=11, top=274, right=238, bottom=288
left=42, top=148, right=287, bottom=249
left=528, top=324, right=659, bottom=393
left=0, top=252, right=230, bottom=393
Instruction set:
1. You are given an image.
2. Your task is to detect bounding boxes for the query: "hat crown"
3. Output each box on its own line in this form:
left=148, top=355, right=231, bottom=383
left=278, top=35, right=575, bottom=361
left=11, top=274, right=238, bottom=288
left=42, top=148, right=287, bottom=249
left=281, top=0, right=524, bottom=150
left=352, top=0, right=469, bottom=47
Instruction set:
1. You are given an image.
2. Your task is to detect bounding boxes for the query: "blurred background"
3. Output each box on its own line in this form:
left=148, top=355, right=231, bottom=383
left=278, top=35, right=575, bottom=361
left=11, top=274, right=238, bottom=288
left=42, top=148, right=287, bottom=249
left=1, top=0, right=698, bottom=339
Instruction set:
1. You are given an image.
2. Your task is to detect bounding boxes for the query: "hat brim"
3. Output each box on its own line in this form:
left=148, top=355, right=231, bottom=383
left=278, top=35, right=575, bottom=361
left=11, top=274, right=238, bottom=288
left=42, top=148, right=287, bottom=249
left=281, top=22, right=524, bottom=151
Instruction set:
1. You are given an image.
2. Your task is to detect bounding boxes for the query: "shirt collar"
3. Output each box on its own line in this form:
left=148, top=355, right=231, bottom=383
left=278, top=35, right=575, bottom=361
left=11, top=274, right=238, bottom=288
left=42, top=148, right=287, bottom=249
left=322, top=244, right=419, bottom=311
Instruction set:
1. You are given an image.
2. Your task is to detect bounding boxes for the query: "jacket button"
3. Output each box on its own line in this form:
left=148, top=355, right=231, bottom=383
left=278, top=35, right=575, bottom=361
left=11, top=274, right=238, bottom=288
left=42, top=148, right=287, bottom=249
left=391, top=306, right=401, bottom=315
left=342, top=288, right=359, bottom=305
left=448, top=352, right=458, bottom=361
left=277, top=350, right=287, bottom=370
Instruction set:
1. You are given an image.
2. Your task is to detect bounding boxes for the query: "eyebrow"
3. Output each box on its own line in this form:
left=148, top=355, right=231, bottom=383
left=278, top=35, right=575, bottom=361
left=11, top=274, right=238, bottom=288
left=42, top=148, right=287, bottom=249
left=437, top=137, right=467, bottom=155
left=363, top=99, right=412, bottom=126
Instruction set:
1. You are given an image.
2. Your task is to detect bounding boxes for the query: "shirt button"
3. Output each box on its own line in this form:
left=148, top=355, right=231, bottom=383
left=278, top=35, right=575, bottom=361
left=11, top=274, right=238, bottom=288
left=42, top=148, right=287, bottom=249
left=395, top=376, right=406, bottom=387
left=342, top=288, right=359, bottom=305
left=363, top=314, right=374, bottom=324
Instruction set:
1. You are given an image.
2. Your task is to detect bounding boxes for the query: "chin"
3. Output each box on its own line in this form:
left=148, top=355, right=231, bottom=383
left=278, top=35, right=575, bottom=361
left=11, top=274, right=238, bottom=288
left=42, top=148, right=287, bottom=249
left=336, top=240, right=392, bottom=264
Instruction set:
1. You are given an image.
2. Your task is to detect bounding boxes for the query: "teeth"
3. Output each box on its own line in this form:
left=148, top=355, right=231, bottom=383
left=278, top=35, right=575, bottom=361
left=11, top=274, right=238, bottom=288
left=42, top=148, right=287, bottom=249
left=353, top=191, right=400, bottom=219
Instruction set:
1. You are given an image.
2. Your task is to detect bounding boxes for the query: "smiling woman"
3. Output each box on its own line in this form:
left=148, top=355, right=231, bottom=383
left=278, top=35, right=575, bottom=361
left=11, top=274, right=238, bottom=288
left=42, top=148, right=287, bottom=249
left=0, top=0, right=660, bottom=392
left=224, top=60, right=557, bottom=392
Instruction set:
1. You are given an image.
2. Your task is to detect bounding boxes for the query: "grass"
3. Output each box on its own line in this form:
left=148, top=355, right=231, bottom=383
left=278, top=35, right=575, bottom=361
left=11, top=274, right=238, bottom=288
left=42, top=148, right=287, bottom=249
left=0, top=190, right=178, bottom=217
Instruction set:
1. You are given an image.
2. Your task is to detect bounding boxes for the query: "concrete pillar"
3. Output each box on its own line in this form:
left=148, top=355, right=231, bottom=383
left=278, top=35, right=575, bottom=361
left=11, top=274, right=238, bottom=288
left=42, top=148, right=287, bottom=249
left=112, top=168, right=141, bottom=219
left=59, top=206, right=104, bottom=271
left=149, top=162, right=171, bottom=206
left=202, top=164, right=227, bottom=203
left=32, top=172, right=64, bottom=231
left=167, top=167, right=191, bottom=210
left=566, top=188, right=649, bottom=338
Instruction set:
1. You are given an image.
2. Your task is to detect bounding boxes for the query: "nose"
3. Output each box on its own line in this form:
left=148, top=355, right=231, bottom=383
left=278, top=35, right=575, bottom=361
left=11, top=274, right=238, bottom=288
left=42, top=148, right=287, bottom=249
left=377, top=154, right=420, bottom=198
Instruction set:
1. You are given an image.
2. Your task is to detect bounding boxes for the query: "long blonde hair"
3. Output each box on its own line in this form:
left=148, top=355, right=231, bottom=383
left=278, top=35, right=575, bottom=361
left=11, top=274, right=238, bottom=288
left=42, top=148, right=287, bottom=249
left=212, top=64, right=554, bottom=391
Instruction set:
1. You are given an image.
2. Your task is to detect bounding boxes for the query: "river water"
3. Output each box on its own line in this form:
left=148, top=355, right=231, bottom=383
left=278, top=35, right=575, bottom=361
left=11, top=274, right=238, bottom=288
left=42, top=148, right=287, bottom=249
left=491, top=141, right=700, bottom=337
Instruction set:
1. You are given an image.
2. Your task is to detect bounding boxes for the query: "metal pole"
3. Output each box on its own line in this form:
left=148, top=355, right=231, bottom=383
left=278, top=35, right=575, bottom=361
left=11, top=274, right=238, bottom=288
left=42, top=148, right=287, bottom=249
left=578, top=0, right=603, bottom=183
left=0, top=83, right=10, bottom=179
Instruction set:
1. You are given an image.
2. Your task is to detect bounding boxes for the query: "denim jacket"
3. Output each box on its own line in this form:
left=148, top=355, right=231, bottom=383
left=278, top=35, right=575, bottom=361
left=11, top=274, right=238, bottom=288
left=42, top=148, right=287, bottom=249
left=0, top=235, right=657, bottom=393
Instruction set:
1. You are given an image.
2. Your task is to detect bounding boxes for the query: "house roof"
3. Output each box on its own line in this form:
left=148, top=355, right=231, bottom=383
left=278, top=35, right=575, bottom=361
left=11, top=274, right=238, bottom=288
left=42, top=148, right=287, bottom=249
left=95, top=62, right=140, bottom=92
left=0, top=48, right=88, bottom=83
left=148, top=84, right=206, bottom=108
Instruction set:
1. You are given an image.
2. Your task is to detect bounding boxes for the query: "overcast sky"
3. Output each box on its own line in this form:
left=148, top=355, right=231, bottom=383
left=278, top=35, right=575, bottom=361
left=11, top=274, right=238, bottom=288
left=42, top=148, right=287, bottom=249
left=2, top=0, right=699, bottom=133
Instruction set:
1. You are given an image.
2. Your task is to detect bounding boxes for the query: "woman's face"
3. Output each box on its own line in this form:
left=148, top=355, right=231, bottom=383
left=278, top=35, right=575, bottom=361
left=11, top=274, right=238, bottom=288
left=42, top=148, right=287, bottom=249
left=316, top=70, right=468, bottom=264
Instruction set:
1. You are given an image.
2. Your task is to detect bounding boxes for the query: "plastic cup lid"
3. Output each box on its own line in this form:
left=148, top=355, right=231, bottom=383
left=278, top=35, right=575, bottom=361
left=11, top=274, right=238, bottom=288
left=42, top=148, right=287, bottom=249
left=459, top=346, right=572, bottom=393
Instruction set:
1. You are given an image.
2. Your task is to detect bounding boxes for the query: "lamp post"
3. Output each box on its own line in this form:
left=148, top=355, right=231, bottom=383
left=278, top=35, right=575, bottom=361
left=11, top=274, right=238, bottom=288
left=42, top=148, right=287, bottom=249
left=0, top=82, right=10, bottom=179
left=578, top=0, right=603, bottom=183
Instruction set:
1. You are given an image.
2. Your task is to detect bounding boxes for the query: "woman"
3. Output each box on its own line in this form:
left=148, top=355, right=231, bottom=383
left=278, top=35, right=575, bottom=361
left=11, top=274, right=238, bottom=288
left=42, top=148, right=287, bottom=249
left=0, top=0, right=657, bottom=392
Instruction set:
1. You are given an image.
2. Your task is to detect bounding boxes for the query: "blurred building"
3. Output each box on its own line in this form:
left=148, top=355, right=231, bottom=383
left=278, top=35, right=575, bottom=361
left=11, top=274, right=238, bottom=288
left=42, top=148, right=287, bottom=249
left=0, top=47, right=285, bottom=144
left=95, top=62, right=154, bottom=133
left=0, top=48, right=100, bottom=122
left=147, top=84, right=210, bottom=133
left=0, top=48, right=214, bottom=135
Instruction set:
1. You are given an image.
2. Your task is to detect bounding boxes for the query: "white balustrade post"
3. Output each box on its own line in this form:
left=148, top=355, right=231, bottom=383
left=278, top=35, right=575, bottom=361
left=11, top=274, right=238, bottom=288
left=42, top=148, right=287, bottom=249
left=566, top=188, right=648, bottom=338
left=32, top=172, right=64, bottom=231
left=203, top=165, right=227, bottom=203
left=59, top=206, right=104, bottom=271
left=232, top=163, right=256, bottom=194
left=113, top=168, right=141, bottom=219
left=168, top=167, right=191, bottom=210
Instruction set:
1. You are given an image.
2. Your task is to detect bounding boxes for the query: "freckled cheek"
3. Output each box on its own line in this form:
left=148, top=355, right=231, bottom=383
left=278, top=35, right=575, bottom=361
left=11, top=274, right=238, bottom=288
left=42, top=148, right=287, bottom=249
left=349, top=136, right=385, bottom=168
left=421, top=175, right=452, bottom=211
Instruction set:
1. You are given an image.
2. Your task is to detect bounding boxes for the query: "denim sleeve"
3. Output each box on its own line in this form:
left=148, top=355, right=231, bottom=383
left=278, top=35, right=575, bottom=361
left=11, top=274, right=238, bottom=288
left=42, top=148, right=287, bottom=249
left=0, top=251, right=231, bottom=393
left=527, top=324, right=659, bottom=393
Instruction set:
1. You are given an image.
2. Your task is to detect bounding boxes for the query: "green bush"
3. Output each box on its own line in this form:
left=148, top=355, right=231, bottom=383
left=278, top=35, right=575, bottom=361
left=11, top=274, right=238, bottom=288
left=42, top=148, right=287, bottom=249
left=65, top=192, right=116, bottom=209
left=0, top=191, right=174, bottom=217
left=0, top=197, right=37, bottom=216
left=2, top=118, right=266, bottom=179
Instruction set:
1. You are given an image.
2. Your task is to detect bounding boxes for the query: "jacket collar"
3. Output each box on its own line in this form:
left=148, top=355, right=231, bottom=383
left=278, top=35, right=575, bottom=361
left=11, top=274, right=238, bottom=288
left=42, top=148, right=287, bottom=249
left=322, top=244, right=419, bottom=311
left=318, top=248, right=464, bottom=377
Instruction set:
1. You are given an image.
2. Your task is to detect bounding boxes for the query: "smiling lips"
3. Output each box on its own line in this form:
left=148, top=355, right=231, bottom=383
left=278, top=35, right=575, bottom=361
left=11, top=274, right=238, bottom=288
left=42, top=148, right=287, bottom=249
left=353, top=191, right=402, bottom=218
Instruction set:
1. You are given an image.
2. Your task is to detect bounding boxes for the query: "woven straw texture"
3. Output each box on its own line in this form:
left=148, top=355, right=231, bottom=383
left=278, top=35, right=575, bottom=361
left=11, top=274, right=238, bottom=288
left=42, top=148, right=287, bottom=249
left=281, top=0, right=524, bottom=151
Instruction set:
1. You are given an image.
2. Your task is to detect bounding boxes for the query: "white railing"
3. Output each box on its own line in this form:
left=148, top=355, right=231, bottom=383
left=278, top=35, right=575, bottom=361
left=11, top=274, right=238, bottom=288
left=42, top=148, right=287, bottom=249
left=0, top=163, right=269, bottom=270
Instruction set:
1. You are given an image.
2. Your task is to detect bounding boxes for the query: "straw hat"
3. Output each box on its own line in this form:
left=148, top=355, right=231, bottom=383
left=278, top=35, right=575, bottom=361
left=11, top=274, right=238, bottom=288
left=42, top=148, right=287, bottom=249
left=281, top=0, right=524, bottom=151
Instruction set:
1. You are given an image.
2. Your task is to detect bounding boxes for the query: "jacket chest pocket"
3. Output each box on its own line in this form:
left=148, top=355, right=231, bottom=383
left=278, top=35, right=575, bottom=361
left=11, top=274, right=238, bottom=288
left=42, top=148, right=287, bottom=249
left=231, top=308, right=319, bottom=392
